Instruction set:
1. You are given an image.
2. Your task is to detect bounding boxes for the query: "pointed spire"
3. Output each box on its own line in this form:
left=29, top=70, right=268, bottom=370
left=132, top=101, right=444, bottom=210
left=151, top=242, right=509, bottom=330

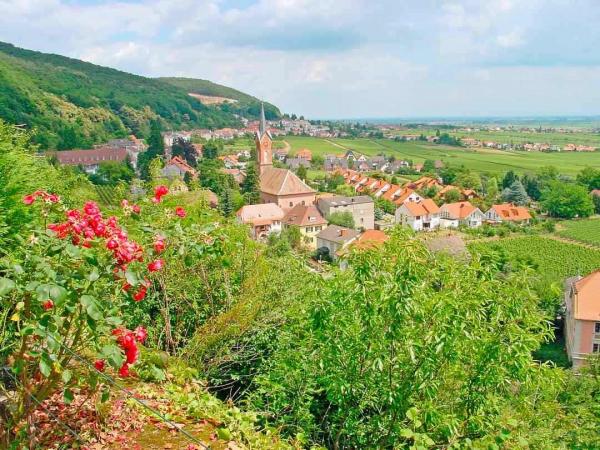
left=259, top=102, right=266, bottom=137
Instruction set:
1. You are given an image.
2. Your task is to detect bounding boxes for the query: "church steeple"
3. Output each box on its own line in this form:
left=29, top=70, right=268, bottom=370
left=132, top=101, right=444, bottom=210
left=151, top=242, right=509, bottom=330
left=255, top=102, right=272, bottom=176
left=259, top=102, right=267, bottom=138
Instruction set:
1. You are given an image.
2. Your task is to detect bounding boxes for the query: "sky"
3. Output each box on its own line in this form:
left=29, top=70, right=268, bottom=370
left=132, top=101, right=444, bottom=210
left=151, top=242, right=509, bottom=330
left=1, top=0, right=599, bottom=119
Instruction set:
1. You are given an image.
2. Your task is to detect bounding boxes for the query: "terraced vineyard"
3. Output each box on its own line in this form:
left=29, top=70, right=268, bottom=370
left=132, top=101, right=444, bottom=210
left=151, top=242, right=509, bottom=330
left=95, top=185, right=119, bottom=205
left=468, top=236, right=600, bottom=288
left=557, top=218, right=600, bottom=246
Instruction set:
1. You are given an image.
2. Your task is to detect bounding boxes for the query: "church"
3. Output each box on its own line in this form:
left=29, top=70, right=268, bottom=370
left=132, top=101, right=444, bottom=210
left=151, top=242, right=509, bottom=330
left=256, top=104, right=316, bottom=211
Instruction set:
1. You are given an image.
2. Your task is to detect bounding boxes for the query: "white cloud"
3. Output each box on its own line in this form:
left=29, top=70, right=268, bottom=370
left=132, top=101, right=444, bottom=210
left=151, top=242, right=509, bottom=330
left=0, top=0, right=599, bottom=117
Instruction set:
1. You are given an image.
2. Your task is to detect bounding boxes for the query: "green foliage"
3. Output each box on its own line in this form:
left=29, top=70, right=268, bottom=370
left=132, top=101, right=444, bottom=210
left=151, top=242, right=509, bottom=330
left=443, top=188, right=462, bottom=203
left=250, top=231, right=553, bottom=448
left=158, top=77, right=282, bottom=120
left=541, top=181, right=594, bottom=218
left=502, top=180, right=530, bottom=205
left=576, top=166, right=600, bottom=190
left=171, top=137, right=198, bottom=166
left=468, top=236, right=600, bottom=316
left=0, top=42, right=263, bottom=150
left=241, top=163, right=260, bottom=204
left=327, top=211, right=355, bottom=229
left=89, top=161, right=134, bottom=185
left=502, top=170, right=518, bottom=189
left=203, top=140, right=222, bottom=159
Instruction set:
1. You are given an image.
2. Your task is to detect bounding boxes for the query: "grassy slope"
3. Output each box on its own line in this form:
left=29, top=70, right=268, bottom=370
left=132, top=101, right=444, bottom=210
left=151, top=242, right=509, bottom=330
left=159, top=77, right=281, bottom=120
left=556, top=217, right=600, bottom=246
left=0, top=42, right=279, bottom=149
left=279, top=136, right=600, bottom=176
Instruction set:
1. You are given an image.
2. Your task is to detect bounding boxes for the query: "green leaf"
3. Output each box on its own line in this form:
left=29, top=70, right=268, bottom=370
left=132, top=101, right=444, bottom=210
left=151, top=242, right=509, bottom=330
left=80, top=295, right=94, bottom=307
left=61, top=369, right=72, bottom=383
left=101, top=344, right=125, bottom=369
left=88, top=267, right=100, bottom=282
left=0, top=277, right=15, bottom=296
left=36, top=284, right=67, bottom=303
left=125, top=269, right=138, bottom=286
left=39, top=358, right=51, bottom=377
left=101, top=386, right=110, bottom=403
left=63, top=388, right=74, bottom=404
left=217, top=428, right=232, bottom=441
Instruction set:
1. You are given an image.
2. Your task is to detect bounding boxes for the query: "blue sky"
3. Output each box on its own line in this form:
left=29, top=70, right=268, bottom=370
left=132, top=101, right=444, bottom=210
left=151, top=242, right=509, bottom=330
left=1, top=0, right=599, bottom=118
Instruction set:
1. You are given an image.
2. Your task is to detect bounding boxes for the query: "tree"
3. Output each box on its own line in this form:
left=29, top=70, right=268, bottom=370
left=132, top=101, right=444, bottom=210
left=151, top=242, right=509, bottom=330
left=502, top=180, right=530, bottom=206
left=327, top=211, right=355, bottom=229
left=203, top=140, right=221, bottom=159
left=594, top=194, right=600, bottom=214
left=541, top=181, right=594, bottom=218
left=444, top=188, right=462, bottom=203
left=486, top=177, right=499, bottom=200
left=296, top=164, right=308, bottom=180
left=576, top=167, right=600, bottom=190
left=138, top=120, right=165, bottom=179
left=89, top=161, right=134, bottom=185
left=220, top=188, right=234, bottom=216
left=335, top=184, right=355, bottom=197
left=423, top=159, right=436, bottom=173
left=521, top=173, right=543, bottom=201
left=455, top=171, right=482, bottom=191
left=242, top=163, right=260, bottom=204
left=502, top=170, right=518, bottom=189
left=249, top=231, right=555, bottom=449
left=171, top=137, right=198, bottom=166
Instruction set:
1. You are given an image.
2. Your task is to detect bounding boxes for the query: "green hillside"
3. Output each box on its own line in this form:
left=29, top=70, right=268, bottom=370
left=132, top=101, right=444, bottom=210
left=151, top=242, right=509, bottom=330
left=159, top=77, right=280, bottom=120
left=0, top=42, right=280, bottom=150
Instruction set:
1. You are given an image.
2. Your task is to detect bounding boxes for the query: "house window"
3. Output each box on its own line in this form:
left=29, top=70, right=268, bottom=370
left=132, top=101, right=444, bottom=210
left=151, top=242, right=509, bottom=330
left=302, top=201, right=306, bottom=205
left=594, top=343, right=600, bottom=353
left=289, top=202, right=293, bottom=207
left=306, top=227, right=313, bottom=232
left=596, top=323, right=600, bottom=334
left=315, top=226, right=322, bottom=231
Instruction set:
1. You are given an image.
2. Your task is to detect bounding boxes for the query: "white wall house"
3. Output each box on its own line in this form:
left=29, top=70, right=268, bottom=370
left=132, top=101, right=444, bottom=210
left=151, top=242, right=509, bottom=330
left=439, top=202, right=485, bottom=228
left=395, top=199, right=440, bottom=231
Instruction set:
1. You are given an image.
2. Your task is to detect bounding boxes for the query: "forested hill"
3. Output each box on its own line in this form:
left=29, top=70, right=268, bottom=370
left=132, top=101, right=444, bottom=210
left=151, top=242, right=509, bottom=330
left=158, top=77, right=280, bottom=121
left=0, top=42, right=281, bottom=150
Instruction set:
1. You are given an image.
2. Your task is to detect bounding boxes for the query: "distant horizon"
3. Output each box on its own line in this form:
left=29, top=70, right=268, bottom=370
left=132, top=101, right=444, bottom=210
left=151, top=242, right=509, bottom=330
left=314, top=115, right=600, bottom=126
left=2, top=1, right=600, bottom=119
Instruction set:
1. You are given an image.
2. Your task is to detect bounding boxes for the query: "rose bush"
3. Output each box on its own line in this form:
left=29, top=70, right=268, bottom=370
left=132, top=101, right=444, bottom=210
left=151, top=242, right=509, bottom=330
left=0, top=185, right=211, bottom=445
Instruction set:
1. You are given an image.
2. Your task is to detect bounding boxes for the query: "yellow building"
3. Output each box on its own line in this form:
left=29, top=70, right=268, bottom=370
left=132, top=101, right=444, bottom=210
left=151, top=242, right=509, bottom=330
left=282, top=204, right=328, bottom=249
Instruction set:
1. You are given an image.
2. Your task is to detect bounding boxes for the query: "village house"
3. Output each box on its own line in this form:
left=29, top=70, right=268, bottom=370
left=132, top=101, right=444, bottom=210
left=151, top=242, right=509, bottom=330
left=161, top=156, right=197, bottom=180
left=317, top=195, right=375, bottom=230
left=162, top=131, right=192, bottom=149
left=51, top=147, right=129, bottom=174
left=236, top=203, right=285, bottom=240
left=315, top=225, right=360, bottom=261
left=439, top=201, right=485, bottom=228
left=296, top=148, right=312, bottom=161
left=485, top=203, right=532, bottom=224
left=256, top=104, right=316, bottom=211
left=283, top=204, right=328, bottom=249
left=223, top=168, right=246, bottom=185
left=395, top=199, right=440, bottom=231
left=286, top=157, right=311, bottom=171
left=406, top=176, right=444, bottom=191
left=564, top=271, right=600, bottom=369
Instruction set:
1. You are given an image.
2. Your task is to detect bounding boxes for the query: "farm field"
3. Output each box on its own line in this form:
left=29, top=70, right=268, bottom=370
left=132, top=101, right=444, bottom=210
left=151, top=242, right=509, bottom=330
left=280, top=136, right=600, bottom=176
left=391, top=128, right=600, bottom=147
left=557, top=218, right=600, bottom=246
left=468, top=236, right=600, bottom=290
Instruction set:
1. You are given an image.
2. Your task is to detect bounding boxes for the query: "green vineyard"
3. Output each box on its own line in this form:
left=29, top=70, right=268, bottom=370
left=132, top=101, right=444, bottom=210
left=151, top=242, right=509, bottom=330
left=468, top=236, right=600, bottom=288
left=95, top=186, right=119, bottom=206
left=557, top=218, right=600, bottom=247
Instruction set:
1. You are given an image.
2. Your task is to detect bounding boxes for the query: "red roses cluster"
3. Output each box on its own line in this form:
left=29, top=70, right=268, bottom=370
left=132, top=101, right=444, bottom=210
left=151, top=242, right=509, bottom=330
left=152, top=185, right=169, bottom=203
left=93, top=326, right=148, bottom=377
left=22, top=190, right=60, bottom=205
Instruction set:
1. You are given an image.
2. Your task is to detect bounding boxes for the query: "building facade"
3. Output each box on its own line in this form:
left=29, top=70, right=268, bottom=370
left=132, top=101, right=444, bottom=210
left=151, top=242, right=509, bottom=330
left=317, top=195, right=375, bottom=230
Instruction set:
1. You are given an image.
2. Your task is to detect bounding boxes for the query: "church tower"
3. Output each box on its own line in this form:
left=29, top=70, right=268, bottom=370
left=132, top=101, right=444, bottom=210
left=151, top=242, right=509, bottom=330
left=255, top=103, right=272, bottom=176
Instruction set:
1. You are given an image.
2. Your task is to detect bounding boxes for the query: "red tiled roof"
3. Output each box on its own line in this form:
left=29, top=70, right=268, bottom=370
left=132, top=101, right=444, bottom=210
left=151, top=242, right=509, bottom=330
left=490, top=203, right=532, bottom=221
left=52, top=147, right=128, bottom=166
left=403, top=199, right=440, bottom=216
left=166, top=156, right=197, bottom=176
left=441, top=201, right=477, bottom=219
left=283, top=204, right=327, bottom=227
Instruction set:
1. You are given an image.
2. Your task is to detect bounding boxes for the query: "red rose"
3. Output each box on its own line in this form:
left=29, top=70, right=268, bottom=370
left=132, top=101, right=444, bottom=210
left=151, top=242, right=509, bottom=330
left=147, top=259, right=164, bottom=272
left=133, top=286, right=147, bottom=302
left=154, top=185, right=168, bottom=197
left=134, top=326, right=148, bottom=344
left=153, top=238, right=165, bottom=254
left=118, top=363, right=130, bottom=378
left=175, top=207, right=187, bottom=218
left=94, top=360, right=106, bottom=372
left=42, top=299, right=54, bottom=310
left=47, top=194, right=60, bottom=203
left=132, top=204, right=141, bottom=214
left=106, top=239, right=119, bottom=250
left=23, top=194, right=35, bottom=205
